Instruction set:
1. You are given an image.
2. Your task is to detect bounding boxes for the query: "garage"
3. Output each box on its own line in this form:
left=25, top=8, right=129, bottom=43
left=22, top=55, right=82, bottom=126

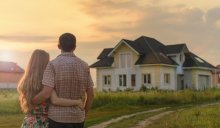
left=198, top=75, right=210, bottom=90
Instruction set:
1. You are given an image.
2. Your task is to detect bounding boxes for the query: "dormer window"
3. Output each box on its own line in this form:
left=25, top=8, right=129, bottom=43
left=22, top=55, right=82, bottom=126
left=195, top=57, right=204, bottom=63
left=119, top=52, right=132, bottom=68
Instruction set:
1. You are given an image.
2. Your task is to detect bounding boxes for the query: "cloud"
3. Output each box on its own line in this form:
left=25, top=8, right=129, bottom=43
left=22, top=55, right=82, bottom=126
left=80, top=0, right=140, bottom=18
left=205, top=7, right=220, bottom=28
left=79, top=1, right=220, bottom=65
left=0, top=35, right=56, bottom=43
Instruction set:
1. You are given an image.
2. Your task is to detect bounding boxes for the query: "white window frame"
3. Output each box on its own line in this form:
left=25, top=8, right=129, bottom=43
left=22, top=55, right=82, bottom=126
left=164, top=73, right=170, bottom=84
left=103, top=75, right=111, bottom=86
left=142, top=73, right=152, bottom=85
left=119, top=74, right=127, bottom=87
left=119, top=52, right=132, bottom=68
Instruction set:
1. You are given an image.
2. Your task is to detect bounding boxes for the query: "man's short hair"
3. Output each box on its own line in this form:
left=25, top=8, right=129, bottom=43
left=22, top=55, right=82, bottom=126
left=59, top=33, right=76, bottom=52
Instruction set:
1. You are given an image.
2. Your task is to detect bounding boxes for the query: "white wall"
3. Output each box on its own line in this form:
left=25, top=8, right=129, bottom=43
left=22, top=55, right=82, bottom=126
left=159, top=66, right=177, bottom=90
left=184, top=69, right=213, bottom=90
left=96, top=65, right=177, bottom=91
left=0, top=83, right=17, bottom=89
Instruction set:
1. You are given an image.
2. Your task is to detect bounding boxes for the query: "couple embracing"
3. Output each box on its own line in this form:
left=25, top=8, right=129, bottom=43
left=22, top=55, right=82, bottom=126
left=17, top=33, right=94, bottom=128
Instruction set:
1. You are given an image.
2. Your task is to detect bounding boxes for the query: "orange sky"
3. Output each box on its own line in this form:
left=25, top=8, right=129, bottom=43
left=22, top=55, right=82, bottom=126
left=1, top=0, right=220, bottom=81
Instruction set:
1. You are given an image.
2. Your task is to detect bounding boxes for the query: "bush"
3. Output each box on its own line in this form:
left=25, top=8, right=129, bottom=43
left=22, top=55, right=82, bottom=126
left=140, top=86, right=147, bottom=92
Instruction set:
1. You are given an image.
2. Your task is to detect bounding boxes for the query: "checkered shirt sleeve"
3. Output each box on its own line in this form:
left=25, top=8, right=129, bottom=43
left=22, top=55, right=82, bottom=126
left=42, top=62, right=55, bottom=88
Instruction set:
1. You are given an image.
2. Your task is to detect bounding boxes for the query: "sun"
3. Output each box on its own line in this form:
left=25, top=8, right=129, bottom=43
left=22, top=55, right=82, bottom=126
left=0, top=51, right=12, bottom=61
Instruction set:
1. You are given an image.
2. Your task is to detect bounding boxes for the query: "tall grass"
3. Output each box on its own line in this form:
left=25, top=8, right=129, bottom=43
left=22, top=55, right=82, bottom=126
left=0, top=90, right=22, bottom=115
left=92, top=89, right=220, bottom=109
left=1, top=89, right=220, bottom=114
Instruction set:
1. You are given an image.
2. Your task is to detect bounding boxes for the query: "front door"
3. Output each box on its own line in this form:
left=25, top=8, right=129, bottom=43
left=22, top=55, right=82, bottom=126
left=177, top=75, right=184, bottom=90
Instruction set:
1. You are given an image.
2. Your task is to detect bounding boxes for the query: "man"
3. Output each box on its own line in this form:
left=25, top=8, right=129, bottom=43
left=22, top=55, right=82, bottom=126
left=33, top=33, right=94, bottom=128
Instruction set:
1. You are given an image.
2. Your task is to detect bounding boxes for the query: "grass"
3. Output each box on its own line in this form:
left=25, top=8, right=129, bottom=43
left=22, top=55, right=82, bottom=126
left=92, top=89, right=220, bottom=108
left=0, top=90, right=22, bottom=115
left=0, top=114, right=23, bottom=128
left=149, top=104, right=220, bottom=128
left=1, top=89, right=220, bottom=128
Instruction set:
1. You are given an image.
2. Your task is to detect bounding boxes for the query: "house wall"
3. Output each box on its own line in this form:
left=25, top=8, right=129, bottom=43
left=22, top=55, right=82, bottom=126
left=0, top=72, right=23, bottom=89
left=184, top=69, right=212, bottom=90
left=96, top=65, right=177, bottom=91
left=159, top=66, right=177, bottom=90
left=96, top=68, right=114, bottom=91
left=140, top=65, right=176, bottom=90
left=184, top=70, right=193, bottom=88
left=212, top=72, right=220, bottom=87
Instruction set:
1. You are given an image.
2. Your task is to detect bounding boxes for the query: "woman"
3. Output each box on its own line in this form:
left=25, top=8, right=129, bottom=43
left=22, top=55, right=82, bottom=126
left=17, top=49, right=83, bottom=128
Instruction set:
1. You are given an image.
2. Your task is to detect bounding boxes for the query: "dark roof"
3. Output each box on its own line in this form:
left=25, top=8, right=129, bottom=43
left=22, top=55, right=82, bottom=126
left=0, top=61, right=24, bottom=73
left=97, top=48, right=113, bottom=59
left=162, top=44, right=188, bottom=54
left=91, top=36, right=214, bottom=69
left=183, top=52, right=216, bottom=69
left=91, top=48, right=114, bottom=67
left=90, top=58, right=114, bottom=68
left=123, top=39, right=143, bottom=54
left=133, top=36, right=177, bottom=65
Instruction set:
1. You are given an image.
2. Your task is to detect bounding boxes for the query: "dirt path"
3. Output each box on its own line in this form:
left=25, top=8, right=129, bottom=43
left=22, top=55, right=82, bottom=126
left=133, top=102, right=220, bottom=128
left=88, top=107, right=168, bottom=128
left=133, top=111, right=174, bottom=128
left=89, top=102, right=220, bottom=128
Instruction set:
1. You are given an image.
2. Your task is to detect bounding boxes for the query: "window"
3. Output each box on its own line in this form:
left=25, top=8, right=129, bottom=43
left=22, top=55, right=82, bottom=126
left=119, top=74, right=127, bottom=86
left=143, top=74, right=151, bottom=84
left=131, top=74, right=136, bottom=87
left=103, top=75, right=111, bottom=85
left=119, top=53, right=132, bottom=68
left=164, top=73, right=170, bottom=84
left=195, top=57, right=204, bottom=63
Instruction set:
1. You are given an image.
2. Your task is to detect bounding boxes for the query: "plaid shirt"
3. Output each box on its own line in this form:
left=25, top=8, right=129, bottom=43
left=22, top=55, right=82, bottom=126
left=42, top=52, right=93, bottom=123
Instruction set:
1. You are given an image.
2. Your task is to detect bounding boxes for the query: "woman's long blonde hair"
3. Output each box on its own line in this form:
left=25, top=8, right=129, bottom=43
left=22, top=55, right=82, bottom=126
left=17, top=49, right=49, bottom=113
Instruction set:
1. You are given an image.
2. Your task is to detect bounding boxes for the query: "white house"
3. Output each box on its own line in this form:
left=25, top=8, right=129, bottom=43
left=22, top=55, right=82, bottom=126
left=0, top=61, right=24, bottom=89
left=91, top=36, right=217, bottom=91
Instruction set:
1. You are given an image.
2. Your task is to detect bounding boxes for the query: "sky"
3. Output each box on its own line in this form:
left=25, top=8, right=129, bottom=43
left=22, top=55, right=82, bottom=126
left=1, top=0, right=220, bottom=81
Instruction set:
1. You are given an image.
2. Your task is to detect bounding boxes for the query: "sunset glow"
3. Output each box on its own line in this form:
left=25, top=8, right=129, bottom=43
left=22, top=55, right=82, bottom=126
left=0, top=0, right=220, bottom=70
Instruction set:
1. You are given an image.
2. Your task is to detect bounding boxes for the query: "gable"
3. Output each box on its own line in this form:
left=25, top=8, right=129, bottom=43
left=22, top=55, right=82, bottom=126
left=108, top=40, right=140, bottom=57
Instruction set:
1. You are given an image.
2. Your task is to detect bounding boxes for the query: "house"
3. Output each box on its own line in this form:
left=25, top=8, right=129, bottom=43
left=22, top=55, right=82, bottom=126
left=212, top=65, right=220, bottom=87
left=0, top=61, right=24, bottom=89
left=90, top=36, right=217, bottom=91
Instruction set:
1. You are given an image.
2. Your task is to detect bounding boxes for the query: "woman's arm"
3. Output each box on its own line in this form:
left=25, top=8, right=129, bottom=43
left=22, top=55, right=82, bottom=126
left=51, top=90, right=84, bottom=110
